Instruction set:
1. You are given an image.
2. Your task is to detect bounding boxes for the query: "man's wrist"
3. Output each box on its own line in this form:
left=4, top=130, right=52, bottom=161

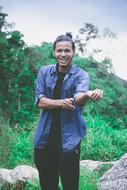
left=54, top=99, right=64, bottom=108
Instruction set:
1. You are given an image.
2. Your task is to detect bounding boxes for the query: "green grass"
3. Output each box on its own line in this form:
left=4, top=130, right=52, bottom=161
left=81, top=114, right=127, bottom=161
left=80, top=170, right=99, bottom=190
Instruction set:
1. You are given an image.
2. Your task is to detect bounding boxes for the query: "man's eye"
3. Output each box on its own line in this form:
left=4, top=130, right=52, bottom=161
left=56, top=49, right=62, bottom=53
left=56, top=49, right=71, bottom=53
left=64, top=49, right=71, bottom=53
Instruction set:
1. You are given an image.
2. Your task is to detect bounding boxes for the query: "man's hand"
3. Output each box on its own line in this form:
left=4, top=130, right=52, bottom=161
left=61, top=98, right=75, bottom=110
left=87, top=89, right=103, bottom=101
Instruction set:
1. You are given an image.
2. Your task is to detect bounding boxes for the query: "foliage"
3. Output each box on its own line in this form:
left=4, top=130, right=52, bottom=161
left=75, top=22, right=117, bottom=62
left=79, top=169, right=99, bottom=190
left=0, top=114, right=39, bottom=169
left=0, top=116, right=14, bottom=168
left=25, top=42, right=55, bottom=71
left=75, top=23, right=99, bottom=55
left=0, top=8, right=37, bottom=125
left=9, top=130, right=34, bottom=168
left=81, top=114, right=127, bottom=161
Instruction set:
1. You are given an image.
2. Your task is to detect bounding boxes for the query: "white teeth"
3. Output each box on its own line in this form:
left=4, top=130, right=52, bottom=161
left=60, top=60, right=67, bottom=62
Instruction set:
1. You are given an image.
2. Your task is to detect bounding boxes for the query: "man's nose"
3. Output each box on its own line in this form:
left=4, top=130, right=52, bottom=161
left=61, top=51, right=66, bottom=56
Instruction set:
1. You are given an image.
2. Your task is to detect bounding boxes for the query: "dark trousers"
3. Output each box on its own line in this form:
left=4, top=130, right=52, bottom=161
left=34, top=146, right=80, bottom=190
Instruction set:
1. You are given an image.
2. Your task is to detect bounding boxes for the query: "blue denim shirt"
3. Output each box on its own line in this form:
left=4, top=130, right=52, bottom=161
left=34, top=64, right=90, bottom=152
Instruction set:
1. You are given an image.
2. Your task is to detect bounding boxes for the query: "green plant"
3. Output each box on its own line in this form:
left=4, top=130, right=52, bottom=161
left=81, top=114, right=127, bottom=161
left=0, top=116, right=14, bottom=168
left=79, top=169, right=99, bottom=190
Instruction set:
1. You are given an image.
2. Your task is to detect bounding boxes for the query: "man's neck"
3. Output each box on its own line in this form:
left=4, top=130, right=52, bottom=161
left=58, top=64, right=72, bottom=73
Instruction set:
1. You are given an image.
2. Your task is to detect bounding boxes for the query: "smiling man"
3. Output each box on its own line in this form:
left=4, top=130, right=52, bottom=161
left=34, top=33, right=103, bottom=190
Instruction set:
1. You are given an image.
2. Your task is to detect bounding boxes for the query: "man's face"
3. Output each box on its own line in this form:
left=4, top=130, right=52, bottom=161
left=53, top=41, right=75, bottom=69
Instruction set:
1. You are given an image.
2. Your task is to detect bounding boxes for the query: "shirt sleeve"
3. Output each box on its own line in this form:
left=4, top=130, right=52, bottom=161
left=73, top=70, right=90, bottom=104
left=35, top=67, right=46, bottom=106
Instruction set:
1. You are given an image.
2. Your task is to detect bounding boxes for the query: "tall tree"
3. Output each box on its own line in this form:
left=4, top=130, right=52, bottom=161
left=75, top=23, right=99, bottom=56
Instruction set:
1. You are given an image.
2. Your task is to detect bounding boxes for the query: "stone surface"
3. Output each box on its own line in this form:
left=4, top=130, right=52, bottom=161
left=98, top=153, right=127, bottom=190
left=80, top=160, right=117, bottom=172
left=0, top=165, right=39, bottom=188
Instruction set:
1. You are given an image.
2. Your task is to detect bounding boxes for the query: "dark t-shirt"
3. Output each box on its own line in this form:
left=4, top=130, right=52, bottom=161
left=47, top=71, right=66, bottom=149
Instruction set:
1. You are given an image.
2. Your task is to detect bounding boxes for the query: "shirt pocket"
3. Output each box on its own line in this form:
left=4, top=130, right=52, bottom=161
left=63, top=83, right=74, bottom=98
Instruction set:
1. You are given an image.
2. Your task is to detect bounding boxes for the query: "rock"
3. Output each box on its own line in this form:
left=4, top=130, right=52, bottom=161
left=98, top=153, right=127, bottom=190
left=0, top=165, right=39, bottom=188
left=80, top=160, right=117, bottom=172
left=0, top=169, right=13, bottom=184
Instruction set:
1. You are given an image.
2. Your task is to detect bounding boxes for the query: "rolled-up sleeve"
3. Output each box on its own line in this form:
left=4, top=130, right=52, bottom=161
left=35, top=67, right=46, bottom=106
left=73, top=70, right=90, bottom=102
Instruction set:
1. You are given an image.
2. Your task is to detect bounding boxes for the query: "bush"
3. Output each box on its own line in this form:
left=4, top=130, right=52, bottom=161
left=0, top=116, right=38, bottom=168
left=0, top=116, right=14, bottom=168
left=81, top=114, right=127, bottom=161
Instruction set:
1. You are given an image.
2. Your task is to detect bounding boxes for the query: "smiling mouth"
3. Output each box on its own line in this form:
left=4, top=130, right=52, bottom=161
left=59, top=57, right=69, bottom=61
left=60, top=60, right=67, bottom=62
left=59, top=59, right=68, bottom=63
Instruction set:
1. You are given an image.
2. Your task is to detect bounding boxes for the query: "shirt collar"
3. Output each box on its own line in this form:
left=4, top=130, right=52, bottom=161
left=69, top=64, right=76, bottom=74
left=50, top=63, right=76, bottom=75
left=50, top=64, right=57, bottom=75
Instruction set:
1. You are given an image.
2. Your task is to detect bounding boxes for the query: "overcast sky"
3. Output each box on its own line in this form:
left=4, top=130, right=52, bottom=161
left=1, top=0, right=127, bottom=80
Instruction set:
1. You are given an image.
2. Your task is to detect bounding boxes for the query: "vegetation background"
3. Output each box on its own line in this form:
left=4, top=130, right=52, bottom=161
left=0, top=7, right=127, bottom=189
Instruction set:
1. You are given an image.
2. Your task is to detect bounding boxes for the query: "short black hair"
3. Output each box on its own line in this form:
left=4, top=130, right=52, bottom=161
left=53, top=32, right=75, bottom=51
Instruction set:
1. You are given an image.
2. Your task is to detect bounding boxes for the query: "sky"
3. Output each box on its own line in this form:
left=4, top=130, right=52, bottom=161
left=0, top=0, right=127, bottom=80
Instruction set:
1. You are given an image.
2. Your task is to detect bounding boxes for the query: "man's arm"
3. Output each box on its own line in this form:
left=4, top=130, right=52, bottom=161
left=37, top=97, right=75, bottom=110
left=75, top=89, right=103, bottom=106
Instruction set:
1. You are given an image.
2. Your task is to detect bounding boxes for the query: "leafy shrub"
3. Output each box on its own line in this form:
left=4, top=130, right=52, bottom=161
left=0, top=116, right=14, bottom=168
left=81, top=114, right=127, bottom=161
